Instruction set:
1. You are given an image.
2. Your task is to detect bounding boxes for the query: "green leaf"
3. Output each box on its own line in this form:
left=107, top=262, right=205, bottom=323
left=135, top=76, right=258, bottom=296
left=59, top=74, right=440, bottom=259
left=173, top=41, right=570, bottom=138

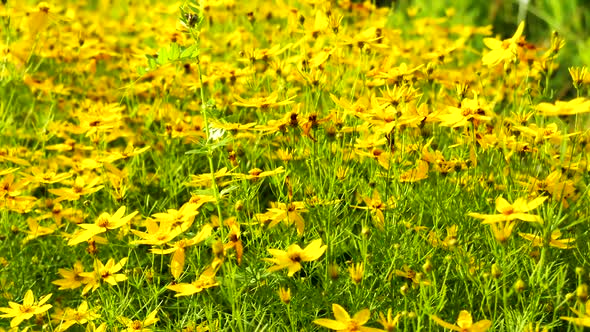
left=180, top=44, right=199, bottom=59
left=169, top=43, right=180, bottom=61
left=147, top=57, right=157, bottom=70
left=157, top=46, right=169, bottom=65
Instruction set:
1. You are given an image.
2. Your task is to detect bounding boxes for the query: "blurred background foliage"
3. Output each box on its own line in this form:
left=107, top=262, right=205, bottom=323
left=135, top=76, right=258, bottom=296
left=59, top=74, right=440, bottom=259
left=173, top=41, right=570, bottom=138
left=375, top=0, right=590, bottom=98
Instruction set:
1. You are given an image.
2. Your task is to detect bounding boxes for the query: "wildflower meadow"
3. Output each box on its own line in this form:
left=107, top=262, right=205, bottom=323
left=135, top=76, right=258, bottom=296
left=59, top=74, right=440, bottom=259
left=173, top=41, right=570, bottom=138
left=1, top=0, right=590, bottom=331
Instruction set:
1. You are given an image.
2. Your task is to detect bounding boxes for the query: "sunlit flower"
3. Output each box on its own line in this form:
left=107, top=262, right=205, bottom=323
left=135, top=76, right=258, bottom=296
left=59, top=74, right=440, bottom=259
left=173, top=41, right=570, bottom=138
left=393, top=265, right=431, bottom=287
left=0, top=289, right=52, bottom=328
left=518, top=229, right=576, bottom=249
left=482, top=21, right=525, bottom=67
left=535, top=98, right=590, bottom=116
left=52, top=301, right=100, bottom=332
left=79, top=258, right=128, bottom=294
left=166, top=266, right=219, bottom=297
left=569, top=66, right=588, bottom=90
left=264, top=239, right=327, bottom=277
left=561, top=299, right=590, bottom=327
left=377, top=309, right=401, bottom=332
left=313, top=303, right=384, bottom=332
left=150, top=224, right=212, bottom=279
left=232, top=92, right=296, bottom=109
left=348, top=262, right=364, bottom=285
left=277, top=287, right=291, bottom=304
left=468, top=196, right=547, bottom=224
left=118, top=309, right=159, bottom=332
left=68, top=206, right=138, bottom=246
left=52, top=261, right=89, bottom=291
left=431, top=310, right=491, bottom=331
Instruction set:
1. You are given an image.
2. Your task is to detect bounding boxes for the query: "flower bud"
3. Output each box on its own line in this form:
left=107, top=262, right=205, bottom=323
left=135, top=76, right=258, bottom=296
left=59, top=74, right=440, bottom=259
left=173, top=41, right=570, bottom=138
left=576, top=284, right=588, bottom=302
left=491, top=263, right=502, bottom=279
left=514, top=279, right=526, bottom=293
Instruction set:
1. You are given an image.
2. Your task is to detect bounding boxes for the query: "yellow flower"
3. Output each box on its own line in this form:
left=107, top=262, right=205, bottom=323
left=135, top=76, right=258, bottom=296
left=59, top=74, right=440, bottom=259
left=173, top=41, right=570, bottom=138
left=52, top=261, right=89, bottom=290
left=68, top=206, right=138, bottom=246
left=468, top=196, right=547, bottom=224
left=535, top=98, right=590, bottom=116
left=21, top=166, right=72, bottom=184
left=235, top=166, right=286, bottom=181
left=348, top=262, right=364, bottom=285
left=277, top=287, right=291, bottom=304
left=482, top=21, right=525, bottom=67
left=52, top=301, right=100, bottom=332
left=48, top=175, right=104, bottom=202
left=263, top=200, right=307, bottom=235
left=437, top=91, right=492, bottom=128
left=430, top=310, right=491, bottom=331
left=377, top=309, right=401, bottom=332
left=489, top=221, right=517, bottom=244
left=0, top=289, right=52, bottom=328
left=232, top=91, right=296, bottom=109
left=561, top=299, right=590, bottom=327
left=264, top=239, right=327, bottom=277
left=313, top=304, right=384, bottom=332
left=393, top=265, right=431, bottom=287
left=518, top=229, right=576, bottom=249
left=150, top=224, right=212, bottom=279
left=569, top=66, right=588, bottom=90
left=79, top=258, right=128, bottom=294
left=118, top=309, right=159, bottom=332
left=166, top=266, right=219, bottom=297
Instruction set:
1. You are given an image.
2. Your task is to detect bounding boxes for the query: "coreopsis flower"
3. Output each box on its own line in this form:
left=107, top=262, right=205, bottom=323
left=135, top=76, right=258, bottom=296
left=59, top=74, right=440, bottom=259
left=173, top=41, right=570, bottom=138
left=400, top=160, right=429, bottom=183
left=235, top=166, right=286, bottom=181
left=431, top=310, right=491, bottom=331
left=22, top=218, right=55, bottom=244
left=48, top=175, right=104, bottom=202
left=0, top=173, right=27, bottom=199
left=166, top=266, right=219, bottom=297
left=569, top=66, right=588, bottom=90
left=188, top=167, right=235, bottom=188
left=393, top=265, right=431, bottom=287
left=68, top=206, right=138, bottom=246
left=118, top=309, right=159, bottom=332
left=348, top=262, right=364, bottom=285
left=264, top=239, right=327, bottom=277
left=261, top=200, right=307, bottom=235
left=518, top=229, right=576, bottom=249
left=437, top=91, right=492, bottom=128
left=150, top=224, right=212, bottom=279
left=535, top=98, right=590, bottom=116
left=277, top=287, right=291, bottom=304
left=482, top=21, right=525, bottom=67
left=425, top=225, right=458, bottom=249
left=489, top=221, right=517, bottom=244
left=52, top=301, right=101, bottom=332
left=21, top=166, right=71, bottom=184
left=351, top=190, right=395, bottom=228
left=468, top=196, right=547, bottom=224
left=23, top=2, right=68, bottom=36
left=130, top=219, right=186, bottom=246
left=518, top=170, right=578, bottom=207
left=52, top=261, right=88, bottom=290
left=100, top=143, right=151, bottom=163
left=561, top=299, right=590, bottom=327
left=377, top=309, right=401, bottom=332
left=156, top=201, right=200, bottom=226
left=313, top=304, right=384, bottom=332
left=0, top=290, right=52, bottom=328
left=232, top=91, right=296, bottom=110
left=79, top=258, right=128, bottom=294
